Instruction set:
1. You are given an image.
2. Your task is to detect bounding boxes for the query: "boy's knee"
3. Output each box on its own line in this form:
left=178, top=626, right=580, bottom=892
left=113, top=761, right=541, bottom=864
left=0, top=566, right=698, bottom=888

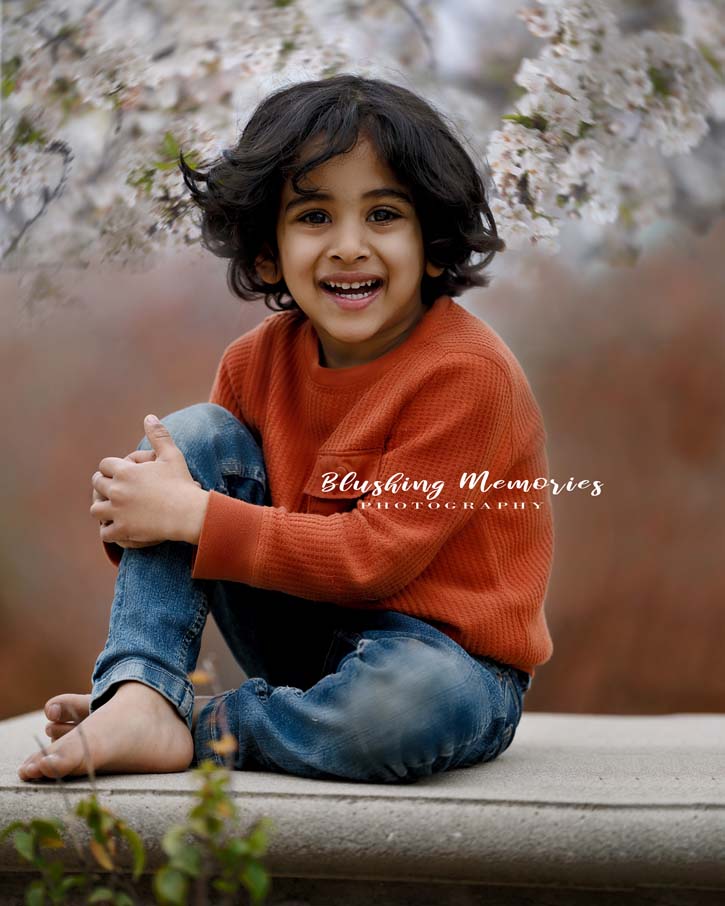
left=135, top=403, right=246, bottom=452
left=338, top=641, right=482, bottom=759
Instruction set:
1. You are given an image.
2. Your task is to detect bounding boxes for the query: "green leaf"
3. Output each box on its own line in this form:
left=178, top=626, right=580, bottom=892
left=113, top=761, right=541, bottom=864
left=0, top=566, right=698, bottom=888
left=211, top=877, right=238, bottom=894
left=1, top=56, right=21, bottom=98
left=246, top=829, right=268, bottom=859
left=501, top=112, right=548, bottom=132
left=247, top=818, right=274, bottom=857
left=76, top=795, right=103, bottom=837
left=161, top=131, right=180, bottom=161
left=223, top=837, right=251, bottom=860
left=99, top=810, right=115, bottom=836
left=698, top=42, right=723, bottom=77
left=239, top=860, right=270, bottom=905
left=88, top=887, right=115, bottom=903
left=170, top=844, right=202, bottom=878
left=31, top=818, right=65, bottom=848
left=118, top=823, right=146, bottom=880
left=58, top=875, right=86, bottom=894
left=114, top=893, right=135, bottom=906
left=13, top=116, right=47, bottom=146
left=161, top=825, right=194, bottom=859
left=14, top=829, right=35, bottom=862
left=126, top=168, right=155, bottom=197
left=0, top=820, right=26, bottom=842
left=648, top=66, right=671, bottom=97
left=153, top=866, right=189, bottom=906
left=186, top=816, right=208, bottom=837
left=25, top=879, right=46, bottom=906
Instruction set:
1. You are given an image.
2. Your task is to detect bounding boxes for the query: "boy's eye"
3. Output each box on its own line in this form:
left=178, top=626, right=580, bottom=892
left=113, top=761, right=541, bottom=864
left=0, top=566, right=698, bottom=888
left=369, top=208, right=400, bottom=223
left=297, top=208, right=401, bottom=225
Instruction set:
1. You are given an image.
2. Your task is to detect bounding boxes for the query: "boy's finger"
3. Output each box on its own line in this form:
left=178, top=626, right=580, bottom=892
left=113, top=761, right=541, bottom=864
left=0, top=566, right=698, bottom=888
left=91, top=474, right=109, bottom=503
left=125, top=450, right=156, bottom=463
left=90, top=499, right=112, bottom=522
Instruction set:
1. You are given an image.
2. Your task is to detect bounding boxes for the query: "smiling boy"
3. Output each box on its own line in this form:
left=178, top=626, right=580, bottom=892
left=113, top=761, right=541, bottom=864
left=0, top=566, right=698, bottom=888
left=260, top=135, right=443, bottom=369
left=20, top=74, right=553, bottom=784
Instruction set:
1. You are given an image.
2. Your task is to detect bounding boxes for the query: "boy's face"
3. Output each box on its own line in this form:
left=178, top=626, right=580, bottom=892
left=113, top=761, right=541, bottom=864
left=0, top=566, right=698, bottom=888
left=258, top=135, right=443, bottom=369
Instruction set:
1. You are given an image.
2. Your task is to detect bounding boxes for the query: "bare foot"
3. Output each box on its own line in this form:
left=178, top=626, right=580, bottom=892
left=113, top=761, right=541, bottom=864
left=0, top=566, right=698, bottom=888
left=17, top=681, right=194, bottom=782
left=43, top=693, right=213, bottom=739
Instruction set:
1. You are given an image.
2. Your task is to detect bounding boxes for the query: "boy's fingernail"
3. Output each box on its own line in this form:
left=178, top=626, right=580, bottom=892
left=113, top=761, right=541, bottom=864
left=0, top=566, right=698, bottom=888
left=48, top=704, right=60, bottom=720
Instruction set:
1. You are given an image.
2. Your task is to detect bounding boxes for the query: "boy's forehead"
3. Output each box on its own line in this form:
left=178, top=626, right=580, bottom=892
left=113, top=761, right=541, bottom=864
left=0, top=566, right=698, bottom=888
left=283, top=136, right=403, bottom=197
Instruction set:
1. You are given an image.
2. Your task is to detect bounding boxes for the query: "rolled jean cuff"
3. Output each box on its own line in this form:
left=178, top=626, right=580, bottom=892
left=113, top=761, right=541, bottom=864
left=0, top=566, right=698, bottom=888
left=90, top=657, right=195, bottom=732
left=192, top=688, right=238, bottom=769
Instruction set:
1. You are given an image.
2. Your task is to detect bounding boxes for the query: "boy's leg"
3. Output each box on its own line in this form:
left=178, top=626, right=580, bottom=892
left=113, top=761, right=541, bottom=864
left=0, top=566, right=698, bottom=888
left=89, top=402, right=272, bottom=731
left=194, top=609, right=528, bottom=783
left=205, top=581, right=348, bottom=693
left=19, top=401, right=343, bottom=781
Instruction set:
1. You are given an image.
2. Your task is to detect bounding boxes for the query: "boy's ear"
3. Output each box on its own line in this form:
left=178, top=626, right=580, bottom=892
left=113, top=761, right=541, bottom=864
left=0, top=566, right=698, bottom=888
left=425, top=261, right=444, bottom=278
left=255, top=248, right=282, bottom=285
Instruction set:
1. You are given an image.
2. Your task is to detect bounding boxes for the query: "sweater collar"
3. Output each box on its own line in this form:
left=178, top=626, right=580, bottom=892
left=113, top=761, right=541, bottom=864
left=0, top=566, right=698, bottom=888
left=303, top=295, right=453, bottom=387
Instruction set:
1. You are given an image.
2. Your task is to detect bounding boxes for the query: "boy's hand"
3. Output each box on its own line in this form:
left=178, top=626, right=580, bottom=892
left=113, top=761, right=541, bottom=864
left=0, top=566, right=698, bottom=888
left=94, top=450, right=158, bottom=549
left=90, top=415, right=208, bottom=546
left=92, top=449, right=202, bottom=549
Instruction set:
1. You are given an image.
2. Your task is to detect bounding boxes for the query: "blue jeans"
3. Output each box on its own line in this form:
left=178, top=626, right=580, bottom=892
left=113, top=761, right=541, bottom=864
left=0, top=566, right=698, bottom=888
left=89, top=403, right=532, bottom=784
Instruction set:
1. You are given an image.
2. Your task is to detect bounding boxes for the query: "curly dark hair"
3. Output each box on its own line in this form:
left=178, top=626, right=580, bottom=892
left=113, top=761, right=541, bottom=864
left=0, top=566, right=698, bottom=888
left=179, top=73, right=505, bottom=312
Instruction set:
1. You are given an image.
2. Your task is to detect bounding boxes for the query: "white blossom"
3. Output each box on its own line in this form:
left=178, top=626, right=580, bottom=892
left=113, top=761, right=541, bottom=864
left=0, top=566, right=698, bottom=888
left=678, top=0, right=725, bottom=118
left=1, top=0, right=723, bottom=298
left=485, top=0, right=719, bottom=253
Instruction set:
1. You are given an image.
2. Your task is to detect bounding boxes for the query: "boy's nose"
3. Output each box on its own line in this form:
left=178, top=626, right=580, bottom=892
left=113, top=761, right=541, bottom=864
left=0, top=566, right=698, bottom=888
left=327, top=226, right=371, bottom=261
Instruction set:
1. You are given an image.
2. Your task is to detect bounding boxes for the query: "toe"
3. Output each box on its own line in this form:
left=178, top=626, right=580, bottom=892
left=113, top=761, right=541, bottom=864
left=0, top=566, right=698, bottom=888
left=44, top=693, right=91, bottom=723
left=46, top=722, right=75, bottom=740
left=18, top=756, right=42, bottom=781
left=37, top=754, right=64, bottom=780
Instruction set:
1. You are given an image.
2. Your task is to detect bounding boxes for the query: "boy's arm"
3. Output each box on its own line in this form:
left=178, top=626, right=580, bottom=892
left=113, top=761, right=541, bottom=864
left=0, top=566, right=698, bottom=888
left=190, top=354, right=515, bottom=604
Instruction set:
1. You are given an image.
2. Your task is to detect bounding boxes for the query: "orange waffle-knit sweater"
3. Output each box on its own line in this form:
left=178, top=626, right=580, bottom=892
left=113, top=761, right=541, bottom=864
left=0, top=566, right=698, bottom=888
left=104, top=295, right=554, bottom=677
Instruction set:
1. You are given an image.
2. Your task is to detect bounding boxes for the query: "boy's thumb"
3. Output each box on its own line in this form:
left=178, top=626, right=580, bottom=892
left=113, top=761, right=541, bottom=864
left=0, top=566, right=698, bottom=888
left=144, top=414, right=175, bottom=453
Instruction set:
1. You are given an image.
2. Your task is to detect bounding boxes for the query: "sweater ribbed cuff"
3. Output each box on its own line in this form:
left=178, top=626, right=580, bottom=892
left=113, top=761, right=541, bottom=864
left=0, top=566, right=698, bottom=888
left=190, top=490, right=264, bottom=584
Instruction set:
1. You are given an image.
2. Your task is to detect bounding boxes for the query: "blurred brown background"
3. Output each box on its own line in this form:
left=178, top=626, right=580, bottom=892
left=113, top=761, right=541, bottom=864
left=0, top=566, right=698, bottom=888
left=1, top=222, right=723, bottom=720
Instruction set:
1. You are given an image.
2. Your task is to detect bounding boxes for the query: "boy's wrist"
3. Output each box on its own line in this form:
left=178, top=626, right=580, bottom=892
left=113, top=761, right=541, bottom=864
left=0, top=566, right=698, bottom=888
left=183, top=487, right=211, bottom=546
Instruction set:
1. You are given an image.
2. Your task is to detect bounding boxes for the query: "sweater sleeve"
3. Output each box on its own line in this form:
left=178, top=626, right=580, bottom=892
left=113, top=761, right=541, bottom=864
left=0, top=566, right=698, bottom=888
left=190, top=354, right=514, bottom=604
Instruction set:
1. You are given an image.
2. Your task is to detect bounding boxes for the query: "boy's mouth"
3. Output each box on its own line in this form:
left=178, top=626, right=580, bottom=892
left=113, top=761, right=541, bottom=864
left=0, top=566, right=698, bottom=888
left=319, top=278, right=384, bottom=309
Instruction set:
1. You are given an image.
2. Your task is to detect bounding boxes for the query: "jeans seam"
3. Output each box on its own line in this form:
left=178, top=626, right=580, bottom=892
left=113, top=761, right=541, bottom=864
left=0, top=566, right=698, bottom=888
left=178, top=585, right=207, bottom=665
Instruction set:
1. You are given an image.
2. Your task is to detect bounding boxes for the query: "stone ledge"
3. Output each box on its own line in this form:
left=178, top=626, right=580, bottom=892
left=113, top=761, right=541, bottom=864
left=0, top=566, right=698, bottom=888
left=1, top=710, right=723, bottom=895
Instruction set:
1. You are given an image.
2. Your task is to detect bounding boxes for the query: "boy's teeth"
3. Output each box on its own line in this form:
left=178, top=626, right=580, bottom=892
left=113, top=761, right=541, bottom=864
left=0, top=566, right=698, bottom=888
left=323, top=279, right=379, bottom=290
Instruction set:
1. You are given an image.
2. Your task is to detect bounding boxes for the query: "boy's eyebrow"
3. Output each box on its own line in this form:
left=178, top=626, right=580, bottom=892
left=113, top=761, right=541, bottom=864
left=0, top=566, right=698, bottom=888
left=285, top=187, right=413, bottom=214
